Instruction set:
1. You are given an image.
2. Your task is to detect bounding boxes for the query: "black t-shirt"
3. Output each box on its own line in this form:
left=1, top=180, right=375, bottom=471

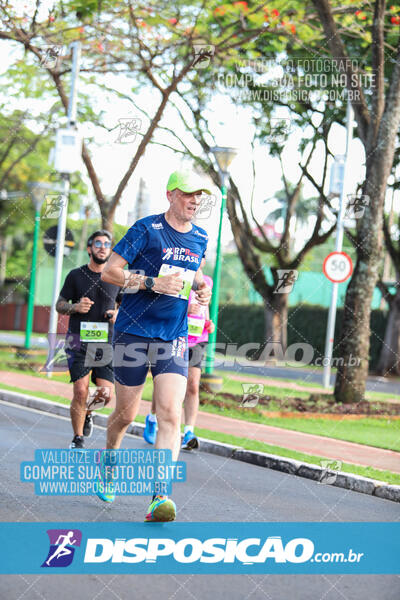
left=59, top=264, right=122, bottom=343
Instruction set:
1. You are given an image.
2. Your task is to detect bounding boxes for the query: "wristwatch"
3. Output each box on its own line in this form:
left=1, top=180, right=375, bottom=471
left=144, top=276, right=155, bottom=291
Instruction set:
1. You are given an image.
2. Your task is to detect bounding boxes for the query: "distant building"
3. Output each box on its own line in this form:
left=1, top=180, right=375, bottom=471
left=127, top=177, right=147, bottom=225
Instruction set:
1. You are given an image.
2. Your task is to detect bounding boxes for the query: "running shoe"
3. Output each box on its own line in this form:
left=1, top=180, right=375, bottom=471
left=83, top=414, right=93, bottom=438
left=69, top=435, right=85, bottom=450
left=145, top=495, right=176, bottom=522
left=96, top=450, right=116, bottom=503
left=143, top=415, right=158, bottom=445
left=181, top=430, right=199, bottom=450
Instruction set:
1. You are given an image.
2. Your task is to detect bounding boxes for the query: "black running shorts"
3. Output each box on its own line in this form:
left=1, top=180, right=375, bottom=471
left=66, top=345, right=114, bottom=385
left=188, top=342, right=208, bottom=370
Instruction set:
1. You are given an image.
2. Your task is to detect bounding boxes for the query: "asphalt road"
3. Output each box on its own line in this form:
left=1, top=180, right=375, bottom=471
left=0, top=401, right=399, bottom=600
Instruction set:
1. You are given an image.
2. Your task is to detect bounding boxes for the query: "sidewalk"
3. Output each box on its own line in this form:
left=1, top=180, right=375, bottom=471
left=0, top=370, right=399, bottom=474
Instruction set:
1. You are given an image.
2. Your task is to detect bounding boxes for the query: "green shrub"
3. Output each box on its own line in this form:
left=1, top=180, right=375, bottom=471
left=217, top=304, right=386, bottom=370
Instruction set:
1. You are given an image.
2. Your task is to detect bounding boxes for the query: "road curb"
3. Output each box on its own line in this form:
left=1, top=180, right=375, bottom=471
left=1, top=389, right=399, bottom=503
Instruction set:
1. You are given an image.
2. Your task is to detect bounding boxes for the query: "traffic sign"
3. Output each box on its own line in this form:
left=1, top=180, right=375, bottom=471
left=323, top=251, right=353, bottom=283
left=43, top=225, right=75, bottom=257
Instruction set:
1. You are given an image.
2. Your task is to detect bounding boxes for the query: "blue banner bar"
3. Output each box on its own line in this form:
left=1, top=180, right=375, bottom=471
left=0, top=522, right=399, bottom=574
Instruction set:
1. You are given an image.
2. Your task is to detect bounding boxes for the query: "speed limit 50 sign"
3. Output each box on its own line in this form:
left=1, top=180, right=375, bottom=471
left=323, top=251, right=353, bottom=283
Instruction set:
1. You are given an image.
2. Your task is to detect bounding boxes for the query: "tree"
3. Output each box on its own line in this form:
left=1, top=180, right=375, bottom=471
left=376, top=193, right=400, bottom=375
left=0, top=0, right=272, bottom=230
left=0, top=107, right=86, bottom=283
left=0, top=108, right=55, bottom=286
left=163, top=0, right=400, bottom=394
left=154, top=81, right=338, bottom=349
left=309, top=0, right=400, bottom=402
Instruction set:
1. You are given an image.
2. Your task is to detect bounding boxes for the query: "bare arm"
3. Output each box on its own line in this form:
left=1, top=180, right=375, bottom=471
left=56, top=296, right=94, bottom=315
left=102, top=252, right=185, bottom=295
left=101, top=252, right=146, bottom=290
left=56, top=296, right=77, bottom=315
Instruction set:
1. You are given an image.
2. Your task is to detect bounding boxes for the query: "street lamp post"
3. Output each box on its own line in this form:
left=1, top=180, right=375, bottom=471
left=203, top=146, right=237, bottom=390
left=47, top=40, right=81, bottom=376
left=24, top=182, right=53, bottom=351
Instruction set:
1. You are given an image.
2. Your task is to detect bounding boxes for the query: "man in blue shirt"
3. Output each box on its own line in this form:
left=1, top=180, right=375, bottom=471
left=99, top=170, right=212, bottom=522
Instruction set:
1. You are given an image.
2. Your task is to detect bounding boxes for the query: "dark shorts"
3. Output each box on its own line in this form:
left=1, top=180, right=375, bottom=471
left=188, top=342, right=208, bottom=370
left=112, top=331, right=188, bottom=387
left=66, top=344, right=114, bottom=385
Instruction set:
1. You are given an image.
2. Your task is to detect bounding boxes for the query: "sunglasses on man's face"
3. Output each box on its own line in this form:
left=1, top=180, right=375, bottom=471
left=93, top=240, right=111, bottom=248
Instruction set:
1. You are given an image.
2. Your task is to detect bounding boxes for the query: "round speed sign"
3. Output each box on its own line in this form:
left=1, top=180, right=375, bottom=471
left=323, top=252, right=353, bottom=283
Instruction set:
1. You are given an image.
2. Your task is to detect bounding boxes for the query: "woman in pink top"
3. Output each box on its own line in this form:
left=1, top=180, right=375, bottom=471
left=142, top=260, right=214, bottom=450
left=182, top=272, right=214, bottom=450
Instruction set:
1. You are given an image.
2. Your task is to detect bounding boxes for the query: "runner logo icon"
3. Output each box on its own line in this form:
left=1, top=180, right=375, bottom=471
left=41, top=529, right=82, bottom=568
left=163, top=248, right=174, bottom=260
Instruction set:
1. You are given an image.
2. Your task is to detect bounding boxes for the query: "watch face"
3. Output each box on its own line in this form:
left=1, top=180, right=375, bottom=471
left=145, top=277, right=154, bottom=290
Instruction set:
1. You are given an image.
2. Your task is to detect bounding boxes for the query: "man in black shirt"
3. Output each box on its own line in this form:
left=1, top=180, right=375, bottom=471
left=56, top=230, right=121, bottom=450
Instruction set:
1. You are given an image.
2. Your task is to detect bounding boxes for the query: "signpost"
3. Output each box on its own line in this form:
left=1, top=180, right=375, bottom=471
left=323, top=252, right=353, bottom=284
left=322, top=98, right=355, bottom=389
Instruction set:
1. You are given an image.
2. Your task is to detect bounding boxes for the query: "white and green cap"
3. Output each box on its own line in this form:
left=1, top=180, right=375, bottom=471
left=167, top=170, right=212, bottom=195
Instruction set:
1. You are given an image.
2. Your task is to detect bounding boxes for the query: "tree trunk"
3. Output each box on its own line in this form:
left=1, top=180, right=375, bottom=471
left=334, top=164, right=388, bottom=403
left=101, top=205, right=116, bottom=233
left=376, top=283, right=400, bottom=376
left=0, top=234, right=10, bottom=287
left=264, top=292, right=289, bottom=350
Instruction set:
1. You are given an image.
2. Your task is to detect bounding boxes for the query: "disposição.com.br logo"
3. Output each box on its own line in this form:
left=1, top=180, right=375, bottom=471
left=41, top=529, right=82, bottom=568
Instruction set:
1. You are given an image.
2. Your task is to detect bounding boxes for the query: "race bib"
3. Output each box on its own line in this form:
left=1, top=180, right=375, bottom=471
left=188, top=314, right=205, bottom=337
left=156, top=264, right=195, bottom=300
left=80, top=322, right=108, bottom=342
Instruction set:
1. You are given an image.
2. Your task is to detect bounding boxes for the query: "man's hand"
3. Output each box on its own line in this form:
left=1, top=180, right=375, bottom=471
left=104, top=309, right=118, bottom=324
left=153, top=272, right=184, bottom=296
left=195, top=280, right=211, bottom=305
left=75, top=296, right=94, bottom=313
left=188, top=303, right=201, bottom=315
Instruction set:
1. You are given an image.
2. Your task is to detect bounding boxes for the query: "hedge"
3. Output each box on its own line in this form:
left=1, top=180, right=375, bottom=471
left=217, top=304, right=387, bottom=371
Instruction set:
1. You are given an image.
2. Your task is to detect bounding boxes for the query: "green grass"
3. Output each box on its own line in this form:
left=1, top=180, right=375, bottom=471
left=1, top=382, right=399, bottom=486
left=192, top=427, right=400, bottom=486
left=0, top=382, right=75, bottom=406
left=214, top=369, right=313, bottom=398
left=364, top=389, right=400, bottom=402
left=0, top=330, right=44, bottom=339
left=197, top=403, right=400, bottom=452
left=215, top=368, right=400, bottom=402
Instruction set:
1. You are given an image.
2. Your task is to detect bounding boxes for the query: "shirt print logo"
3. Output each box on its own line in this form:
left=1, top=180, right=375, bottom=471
left=162, top=248, right=200, bottom=263
left=171, top=336, right=187, bottom=358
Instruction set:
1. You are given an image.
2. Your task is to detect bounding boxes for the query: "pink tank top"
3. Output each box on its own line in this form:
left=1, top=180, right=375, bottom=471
left=187, top=275, right=213, bottom=347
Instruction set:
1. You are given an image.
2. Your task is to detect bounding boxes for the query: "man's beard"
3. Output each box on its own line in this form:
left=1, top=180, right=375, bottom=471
left=92, top=254, right=108, bottom=264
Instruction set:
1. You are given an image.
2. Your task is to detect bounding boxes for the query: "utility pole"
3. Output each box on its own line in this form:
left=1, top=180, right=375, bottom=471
left=203, top=147, right=237, bottom=392
left=47, top=41, right=81, bottom=375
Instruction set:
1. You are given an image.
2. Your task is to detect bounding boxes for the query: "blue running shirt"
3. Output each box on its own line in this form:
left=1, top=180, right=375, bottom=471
left=113, top=213, right=208, bottom=340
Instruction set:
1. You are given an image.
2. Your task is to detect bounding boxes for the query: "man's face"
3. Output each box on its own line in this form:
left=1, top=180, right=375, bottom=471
left=167, top=189, right=204, bottom=222
left=88, top=235, right=112, bottom=264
